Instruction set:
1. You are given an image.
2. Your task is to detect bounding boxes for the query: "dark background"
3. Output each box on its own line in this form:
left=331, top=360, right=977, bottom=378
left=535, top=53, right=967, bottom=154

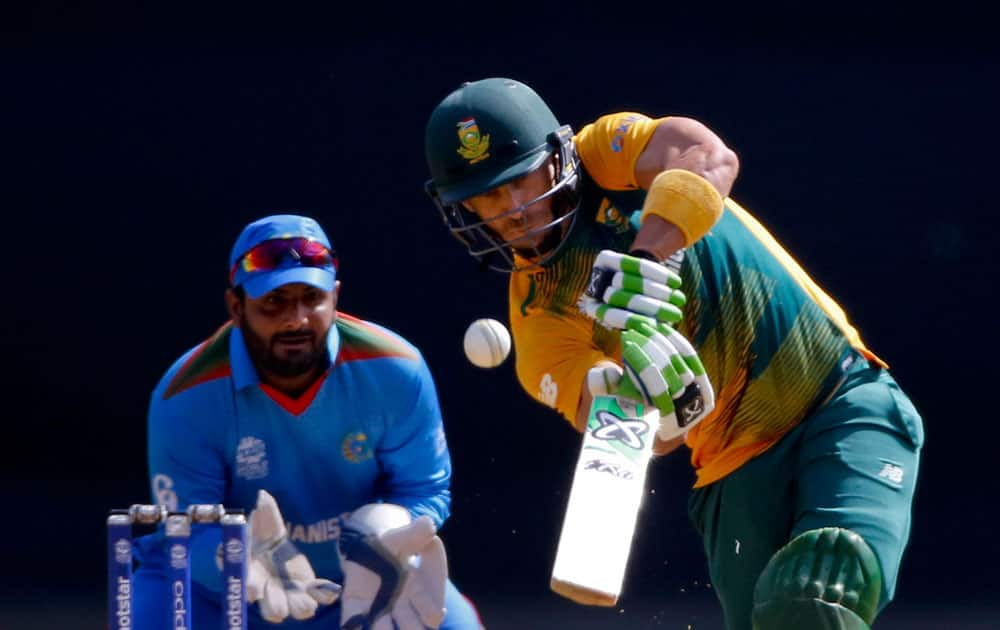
left=3, top=3, right=999, bottom=629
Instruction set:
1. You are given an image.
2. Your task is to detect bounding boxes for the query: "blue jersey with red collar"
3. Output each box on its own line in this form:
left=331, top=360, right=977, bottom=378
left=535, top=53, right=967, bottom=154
left=142, top=312, right=452, bottom=594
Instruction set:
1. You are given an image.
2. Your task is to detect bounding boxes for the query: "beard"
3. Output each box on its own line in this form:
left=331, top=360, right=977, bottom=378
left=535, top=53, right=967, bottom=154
left=240, top=315, right=329, bottom=378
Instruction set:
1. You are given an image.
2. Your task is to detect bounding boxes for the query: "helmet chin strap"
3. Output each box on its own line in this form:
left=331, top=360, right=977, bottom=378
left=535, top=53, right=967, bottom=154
left=513, top=223, right=564, bottom=259
left=511, top=190, right=575, bottom=260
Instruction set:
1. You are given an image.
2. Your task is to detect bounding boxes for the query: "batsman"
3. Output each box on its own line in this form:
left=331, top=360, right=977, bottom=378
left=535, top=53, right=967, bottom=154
left=422, top=78, right=923, bottom=630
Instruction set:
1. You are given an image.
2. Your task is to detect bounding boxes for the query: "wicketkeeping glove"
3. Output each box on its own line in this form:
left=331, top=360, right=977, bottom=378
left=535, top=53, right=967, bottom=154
left=338, top=503, right=448, bottom=630
left=619, top=317, right=715, bottom=441
left=578, top=250, right=686, bottom=330
left=246, top=490, right=341, bottom=623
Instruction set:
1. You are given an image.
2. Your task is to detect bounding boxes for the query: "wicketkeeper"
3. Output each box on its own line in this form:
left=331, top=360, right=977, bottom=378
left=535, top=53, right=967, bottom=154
left=132, top=214, right=483, bottom=629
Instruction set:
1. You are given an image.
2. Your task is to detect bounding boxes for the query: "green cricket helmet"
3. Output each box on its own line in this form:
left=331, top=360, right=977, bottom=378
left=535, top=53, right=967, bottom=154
left=424, top=78, right=581, bottom=272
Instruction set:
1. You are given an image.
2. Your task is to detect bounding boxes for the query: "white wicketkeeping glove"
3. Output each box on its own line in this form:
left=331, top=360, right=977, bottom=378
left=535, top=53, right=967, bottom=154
left=246, top=490, right=341, bottom=623
left=338, top=503, right=448, bottom=630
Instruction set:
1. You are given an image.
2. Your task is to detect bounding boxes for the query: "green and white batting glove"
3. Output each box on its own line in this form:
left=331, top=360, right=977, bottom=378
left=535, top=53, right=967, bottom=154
left=246, top=490, right=341, bottom=623
left=585, top=361, right=647, bottom=409
left=620, top=317, right=715, bottom=441
left=577, top=250, right=686, bottom=330
left=586, top=361, right=626, bottom=398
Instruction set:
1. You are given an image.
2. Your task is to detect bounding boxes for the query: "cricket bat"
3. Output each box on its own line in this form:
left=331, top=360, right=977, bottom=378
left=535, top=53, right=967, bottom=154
left=550, top=393, right=659, bottom=606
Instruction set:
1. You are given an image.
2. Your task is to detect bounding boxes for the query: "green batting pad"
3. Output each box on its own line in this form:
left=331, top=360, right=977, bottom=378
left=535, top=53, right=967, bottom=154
left=752, top=527, right=881, bottom=630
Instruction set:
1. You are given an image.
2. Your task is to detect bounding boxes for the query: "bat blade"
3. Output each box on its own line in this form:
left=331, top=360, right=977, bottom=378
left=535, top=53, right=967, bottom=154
left=550, top=394, right=658, bottom=606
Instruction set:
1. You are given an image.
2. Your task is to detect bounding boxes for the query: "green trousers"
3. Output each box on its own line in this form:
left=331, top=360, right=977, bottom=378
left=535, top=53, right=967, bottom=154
left=688, top=360, right=924, bottom=630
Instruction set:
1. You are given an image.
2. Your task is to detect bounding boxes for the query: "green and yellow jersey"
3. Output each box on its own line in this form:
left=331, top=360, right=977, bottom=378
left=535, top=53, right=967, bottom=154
left=509, top=112, right=885, bottom=487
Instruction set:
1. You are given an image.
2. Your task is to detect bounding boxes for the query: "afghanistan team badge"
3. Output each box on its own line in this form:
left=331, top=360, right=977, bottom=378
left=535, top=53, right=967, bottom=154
left=341, top=431, right=373, bottom=463
left=456, top=118, right=490, bottom=164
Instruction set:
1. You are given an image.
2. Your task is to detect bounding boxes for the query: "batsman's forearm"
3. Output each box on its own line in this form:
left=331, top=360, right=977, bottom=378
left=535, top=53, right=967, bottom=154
left=652, top=434, right=686, bottom=457
left=630, top=215, right=686, bottom=262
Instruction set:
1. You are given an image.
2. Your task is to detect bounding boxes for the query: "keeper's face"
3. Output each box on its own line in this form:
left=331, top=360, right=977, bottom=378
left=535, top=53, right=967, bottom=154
left=231, top=282, right=338, bottom=379
left=462, top=160, right=557, bottom=251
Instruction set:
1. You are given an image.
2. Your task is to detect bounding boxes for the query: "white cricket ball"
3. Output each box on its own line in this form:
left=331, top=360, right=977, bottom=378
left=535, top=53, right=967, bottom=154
left=463, top=318, right=511, bottom=369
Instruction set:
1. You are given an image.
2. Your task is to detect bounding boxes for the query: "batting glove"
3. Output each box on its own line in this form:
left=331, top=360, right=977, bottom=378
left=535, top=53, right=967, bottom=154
left=246, top=490, right=341, bottom=623
left=620, top=317, right=715, bottom=441
left=578, top=250, right=686, bottom=330
left=338, top=503, right=448, bottom=630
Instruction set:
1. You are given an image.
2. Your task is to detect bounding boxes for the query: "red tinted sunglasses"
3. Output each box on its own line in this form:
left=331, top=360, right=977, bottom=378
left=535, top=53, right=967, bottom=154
left=230, top=237, right=337, bottom=284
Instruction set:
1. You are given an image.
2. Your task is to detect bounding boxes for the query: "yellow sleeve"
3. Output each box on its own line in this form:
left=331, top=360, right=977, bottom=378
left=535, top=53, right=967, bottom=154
left=574, top=113, right=665, bottom=190
left=508, top=282, right=613, bottom=426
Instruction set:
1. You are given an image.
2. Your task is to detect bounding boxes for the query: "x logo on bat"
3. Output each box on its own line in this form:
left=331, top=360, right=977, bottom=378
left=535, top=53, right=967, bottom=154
left=592, top=410, right=648, bottom=449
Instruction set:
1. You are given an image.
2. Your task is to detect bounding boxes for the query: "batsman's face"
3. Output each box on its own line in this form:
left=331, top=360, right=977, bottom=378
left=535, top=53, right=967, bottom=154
left=232, top=282, right=338, bottom=378
left=463, top=160, right=557, bottom=251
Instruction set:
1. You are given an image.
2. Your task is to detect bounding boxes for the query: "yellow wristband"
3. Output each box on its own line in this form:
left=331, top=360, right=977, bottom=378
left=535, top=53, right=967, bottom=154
left=639, top=169, right=724, bottom=246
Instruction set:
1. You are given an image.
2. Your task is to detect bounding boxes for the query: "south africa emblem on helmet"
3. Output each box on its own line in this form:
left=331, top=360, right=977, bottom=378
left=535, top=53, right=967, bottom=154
left=341, top=431, right=373, bottom=463
left=456, top=118, right=490, bottom=164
